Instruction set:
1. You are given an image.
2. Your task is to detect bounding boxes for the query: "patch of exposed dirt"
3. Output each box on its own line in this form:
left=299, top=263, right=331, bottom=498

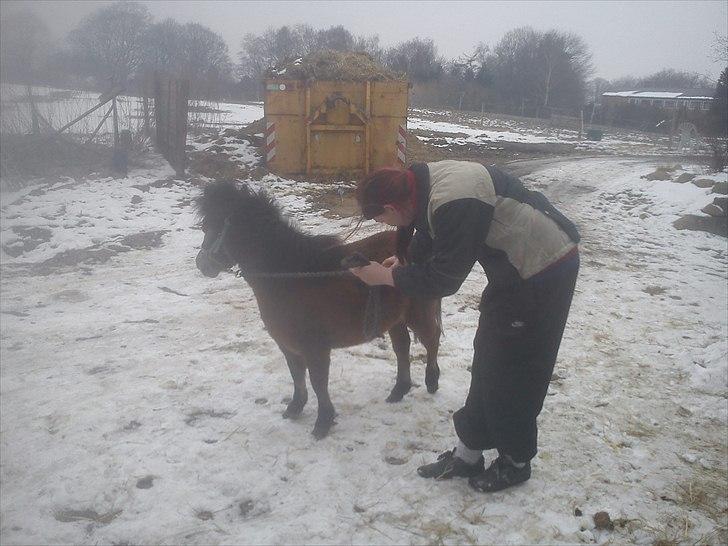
left=184, top=409, right=235, bottom=426
left=3, top=226, right=53, bottom=257
left=673, top=215, right=728, bottom=237
left=119, top=231, right=168, bottom=251
left=53, top=508, right=122, bottom=524
left=0, top=133, right=140, bottom=190
left=4, top=230, right=170, bottom=277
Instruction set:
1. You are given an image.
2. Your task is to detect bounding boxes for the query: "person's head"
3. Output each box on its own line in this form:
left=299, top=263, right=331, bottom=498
left=356, top=167, right=416, bottom=227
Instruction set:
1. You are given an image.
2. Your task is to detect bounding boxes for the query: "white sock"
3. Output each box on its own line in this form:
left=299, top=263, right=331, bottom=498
left=455, top=440, right=482, bottom=465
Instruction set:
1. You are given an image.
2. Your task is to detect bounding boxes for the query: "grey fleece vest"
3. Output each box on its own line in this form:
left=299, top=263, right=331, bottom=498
left=426, top=160, right=577, bottom=280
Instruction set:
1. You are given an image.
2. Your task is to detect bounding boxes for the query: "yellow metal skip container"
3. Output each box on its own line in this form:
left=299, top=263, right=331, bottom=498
left=264, top=79, right=408, bottom=176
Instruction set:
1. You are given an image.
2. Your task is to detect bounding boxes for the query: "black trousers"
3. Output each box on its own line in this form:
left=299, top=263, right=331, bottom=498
left=453, top=254, right=579, bottom=462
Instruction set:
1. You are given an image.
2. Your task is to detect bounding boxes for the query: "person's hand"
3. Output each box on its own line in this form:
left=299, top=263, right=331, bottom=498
left=382, top=255, right=401, bottom=268
left=349, top=261, right=395, bottom=286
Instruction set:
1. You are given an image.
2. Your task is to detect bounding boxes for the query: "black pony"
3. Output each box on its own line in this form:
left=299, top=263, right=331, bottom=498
left=195, top=181, right=441, bottom=438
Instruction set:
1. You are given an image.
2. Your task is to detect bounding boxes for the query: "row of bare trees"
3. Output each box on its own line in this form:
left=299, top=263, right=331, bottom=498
left=1, top=2, right=233, bottom=99
left=1, top=1, right=724, bottom=120
left=235, top=24, right=593, bottom=116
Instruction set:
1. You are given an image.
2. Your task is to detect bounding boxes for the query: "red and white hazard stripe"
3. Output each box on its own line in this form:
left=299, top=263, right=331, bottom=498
left=265, top=121, right=276, bottom=163
left=396, top=123, right=407, bottom=166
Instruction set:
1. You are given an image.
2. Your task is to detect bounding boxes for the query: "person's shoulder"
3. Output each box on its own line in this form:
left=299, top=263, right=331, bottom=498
left=428, top=160, right=490, bottom=182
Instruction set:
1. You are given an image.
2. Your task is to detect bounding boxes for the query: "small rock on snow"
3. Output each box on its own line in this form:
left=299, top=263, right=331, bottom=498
left=593, top=511, right=614, bottom=531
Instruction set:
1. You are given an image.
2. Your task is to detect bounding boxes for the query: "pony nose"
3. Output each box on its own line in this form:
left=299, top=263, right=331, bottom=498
left=196, top=249, right=221, bottom=278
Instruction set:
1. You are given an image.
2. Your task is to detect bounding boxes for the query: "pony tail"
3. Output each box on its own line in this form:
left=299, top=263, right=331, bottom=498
left=395, top=224, right=414, bottom=264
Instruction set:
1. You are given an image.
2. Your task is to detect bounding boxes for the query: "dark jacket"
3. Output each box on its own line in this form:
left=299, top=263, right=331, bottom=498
left=392, top=160, right=580, bottom=298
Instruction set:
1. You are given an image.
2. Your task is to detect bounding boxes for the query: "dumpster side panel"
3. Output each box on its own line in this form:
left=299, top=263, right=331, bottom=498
left=371, top=81, right=408, bottom=169
left=266, top=115, right=306, bottom=174
left=264, top=80, right=306, bottom=173
left=371, top=81, right=409, bottom=117
left=371, top=117, right=403, bottom=169
left=264, top=80, right=305, bottom=115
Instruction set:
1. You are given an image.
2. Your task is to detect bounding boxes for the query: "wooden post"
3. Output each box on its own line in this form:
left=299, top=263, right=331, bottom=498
left=27, top=85, right=39, bottom=135
left=579, top=109, right=584, bottom=140
left=112, top=97, right=119, bottom=147
left=154, top=74, right=161, bottom=150
left=364, top=81, right=371, bottom=175
left=169, top=79, right=177, bottom=165
left=142, top=70, right=151, bottom=136
left=305, top=86, right=311, bottom=175
left=142, top=95, right=150, bottom=136
left=177, top=79, right=189, bottom=174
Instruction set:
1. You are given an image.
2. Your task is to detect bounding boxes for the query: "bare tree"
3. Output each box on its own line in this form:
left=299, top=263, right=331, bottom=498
left=236, top=24, right=384, bottom=98
left=490, top=27, right=591, bottom=116
left=68, top=1, right=152, bottom=85
left=383, top=38, right=444, bottom=82
left=636, top=68, right=714, bottom=89
left=491, top=27, right=541, bottom=115
left=0, top=7, right=51, bottom=84
left=538, top=31, right=591, bottom=112
left=317, top=25, right=354, bottom=51
left=181, top=23, right=232, bottom=92
left=144, top=18, right=186, bottom=75
left=237, top=26, right=300, bottom=81
left=353, top=34, right=383, bottom=63
left=711, top=32, right=728, bottom=63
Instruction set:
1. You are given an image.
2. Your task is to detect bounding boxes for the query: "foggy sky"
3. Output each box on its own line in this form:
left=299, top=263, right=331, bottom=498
left=3, top=0, right=727, bottom=81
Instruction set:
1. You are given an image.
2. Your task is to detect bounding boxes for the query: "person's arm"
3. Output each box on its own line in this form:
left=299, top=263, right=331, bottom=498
left=408, top=229, right=433, bottom=264
left=392, top=199, right=493, bottom=298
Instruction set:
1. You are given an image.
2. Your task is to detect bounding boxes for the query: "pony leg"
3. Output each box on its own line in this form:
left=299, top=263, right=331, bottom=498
left=280, top=348, right=308, bottom=419
left=306, top=349, right=336, bottom=439
left=386, top=321, right=413, bottom=403
left=409, top=300, right=442, bottom=394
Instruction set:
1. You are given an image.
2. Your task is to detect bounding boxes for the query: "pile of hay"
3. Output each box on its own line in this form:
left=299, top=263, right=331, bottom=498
left=266, top=50, right=406, bottom=81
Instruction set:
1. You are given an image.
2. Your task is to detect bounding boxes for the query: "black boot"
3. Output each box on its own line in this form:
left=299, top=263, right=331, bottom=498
left=468, top=455, right=531, bottom=492
left=417, top=449, right=485, bottom=480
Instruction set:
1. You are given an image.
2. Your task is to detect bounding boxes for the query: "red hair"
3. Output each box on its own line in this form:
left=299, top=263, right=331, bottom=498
left=356, top=167, right=417, bottom=263
left=356, top=167, right=415, bottom=220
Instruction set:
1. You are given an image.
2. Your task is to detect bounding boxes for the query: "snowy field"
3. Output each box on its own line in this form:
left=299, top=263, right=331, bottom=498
left=407, top=108, right=705, bottom=157
left=1, top=114, right=727, bottom=544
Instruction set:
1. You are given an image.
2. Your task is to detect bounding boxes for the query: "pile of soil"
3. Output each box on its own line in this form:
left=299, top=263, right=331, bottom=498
left=406, top=131, right=447, bottom=164
left=266, top=50, right=405, bottom=81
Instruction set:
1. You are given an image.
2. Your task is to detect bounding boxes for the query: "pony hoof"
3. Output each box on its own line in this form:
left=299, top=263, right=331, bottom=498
left=311, top=422, right=333, bottom=439
left=426, top=369, right=440, bottom=394
left=282, top=407, right=303, bottom=419
left=386, top=383, right=412, bottom=403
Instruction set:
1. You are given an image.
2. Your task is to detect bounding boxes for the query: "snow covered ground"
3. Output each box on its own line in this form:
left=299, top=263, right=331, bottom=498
left=1, top=124, right=726, bottom=544
left=407, top=109, right=702, bottom=157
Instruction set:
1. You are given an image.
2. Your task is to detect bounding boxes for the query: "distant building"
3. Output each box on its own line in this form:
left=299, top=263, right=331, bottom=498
left=601, top=88, right=714, bottom=112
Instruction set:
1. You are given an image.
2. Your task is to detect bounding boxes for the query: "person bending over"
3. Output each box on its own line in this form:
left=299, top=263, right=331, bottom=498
left=350, top=160, right=580, bottom=493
